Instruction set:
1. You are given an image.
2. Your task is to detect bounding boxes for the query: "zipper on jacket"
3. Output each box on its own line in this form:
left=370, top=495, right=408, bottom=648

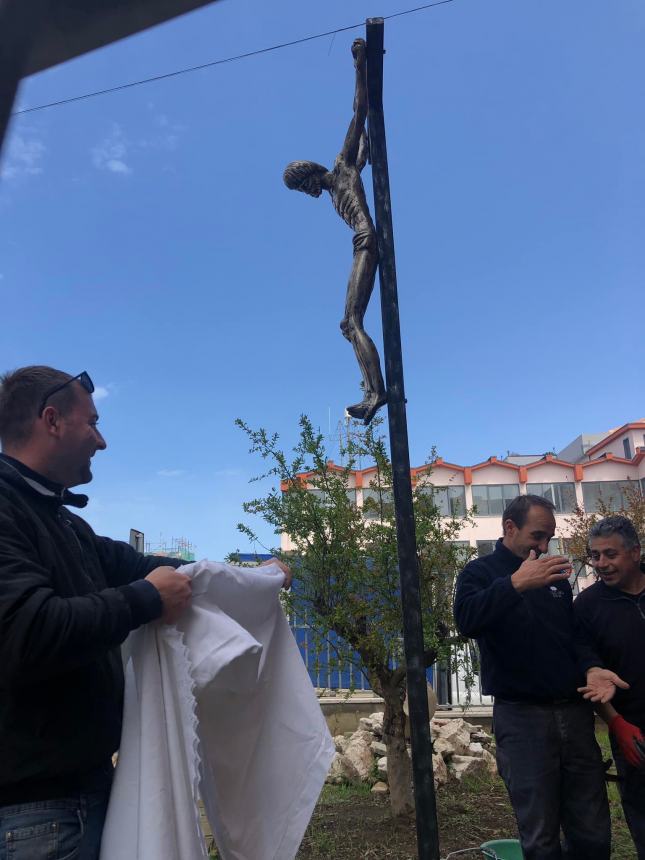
left=57, top=509, right=96, bottom=589
left=600, top=591, right=645, bottom=622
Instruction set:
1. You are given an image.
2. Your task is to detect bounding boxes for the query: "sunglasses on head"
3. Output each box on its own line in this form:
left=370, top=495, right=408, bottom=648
left=38, top=371, right=95, bottom=417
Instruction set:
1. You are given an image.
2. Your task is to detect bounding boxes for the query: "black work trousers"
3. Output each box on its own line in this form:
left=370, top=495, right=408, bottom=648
left=494, top=699, right=611, bottom=860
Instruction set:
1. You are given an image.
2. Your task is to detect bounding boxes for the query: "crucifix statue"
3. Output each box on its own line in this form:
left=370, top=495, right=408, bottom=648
left=283, top=38, right=387, bottom=425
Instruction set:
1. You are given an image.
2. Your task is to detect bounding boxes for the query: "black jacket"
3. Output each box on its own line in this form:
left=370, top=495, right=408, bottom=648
left=454, top=539, right=583, bottom=701
left=0, top=455, right=183, bottom=803
left=574, top=578, right=645, bottom=730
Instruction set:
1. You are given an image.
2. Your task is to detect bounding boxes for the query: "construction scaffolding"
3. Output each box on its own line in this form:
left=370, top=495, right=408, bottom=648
left=146, top=536, right=196, bottom=562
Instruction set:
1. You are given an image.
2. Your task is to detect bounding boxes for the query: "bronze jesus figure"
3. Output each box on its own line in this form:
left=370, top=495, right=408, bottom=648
left=283, top=38, right=387, bottom=425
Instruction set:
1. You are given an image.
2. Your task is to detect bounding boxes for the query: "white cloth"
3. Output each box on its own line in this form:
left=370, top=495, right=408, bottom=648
left=100, top=561, right=334, bottom=860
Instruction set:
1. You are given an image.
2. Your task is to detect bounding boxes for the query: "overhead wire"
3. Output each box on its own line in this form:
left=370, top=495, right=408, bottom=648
left=12, top=0, right=457, bottom=116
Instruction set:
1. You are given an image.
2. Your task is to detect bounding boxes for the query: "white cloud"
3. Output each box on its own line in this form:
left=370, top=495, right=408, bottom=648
left=157, top=469, right=187, bottom=478
left=1, top=133, right=46, bottom=180
left=106, top=159, right=130, bottom=174
left=154, top=113, right=183, bottom=151
left=137, top=108, right=185, bottom=153
left=92, top=382, right=118, bottom=401
left=92, top=124, right=132, bottom=175
left=91, top=112, right=185, bottom=179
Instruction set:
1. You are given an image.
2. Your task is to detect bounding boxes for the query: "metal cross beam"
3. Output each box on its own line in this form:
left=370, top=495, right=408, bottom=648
left=365, top=17, right=440, bottom=860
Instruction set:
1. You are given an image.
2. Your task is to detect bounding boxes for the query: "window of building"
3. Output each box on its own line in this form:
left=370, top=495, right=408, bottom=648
left=581, top=481, right=638, bottom=513
left=471, top=484, right=520, bottom=516
left=476, top=540, right=497, bottom=557
left=623, top=438, right=633, bottom=459
left=548, top=537, right=563, bottom=555
left=477, top=538, right=563, bottom=559
left=418, top=485, right=466, bottom=516
left=450, top=540, right=472, bottom=565
left=308, top=488, right=356, bottom=506
left=526, top=482, right=576, bottom=514
left=361, top=487, right=394, bottom=519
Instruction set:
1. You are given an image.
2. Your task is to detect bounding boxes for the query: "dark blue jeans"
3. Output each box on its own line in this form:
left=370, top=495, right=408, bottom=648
left=494, top=700, right=611, bottom=860
left=610, top=735, right=645, bottom=859
left=0, top=775, right=112, bottom=860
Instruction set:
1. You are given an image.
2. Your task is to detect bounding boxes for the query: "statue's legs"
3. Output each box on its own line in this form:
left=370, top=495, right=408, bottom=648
left=340, top=228, right=386, bottom=424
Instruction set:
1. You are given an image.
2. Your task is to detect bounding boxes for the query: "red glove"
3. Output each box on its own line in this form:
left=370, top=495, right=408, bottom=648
left=609, top=715, right=645, bottom=769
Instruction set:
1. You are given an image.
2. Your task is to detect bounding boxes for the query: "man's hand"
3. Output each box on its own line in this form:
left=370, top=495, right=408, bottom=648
left=510, top=550, right=572, bottom=593
left=351, top=38, right=366, bottom=67
left=609, top=715, right=645, bottom=769
left=145, top=565, right=192, bottom=624
left=260, top=558, right=292, bottom=589
left=578, top=667, right=630, bottom=703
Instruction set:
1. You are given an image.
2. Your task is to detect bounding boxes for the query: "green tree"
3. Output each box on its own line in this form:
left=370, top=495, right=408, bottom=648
left=235, top=415, right=476, bottom=816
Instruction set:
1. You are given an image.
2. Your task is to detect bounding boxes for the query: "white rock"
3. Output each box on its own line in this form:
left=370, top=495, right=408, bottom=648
left=358, top=717, right=374, bottom=731
left=348, top=729, right=374, bottom=742
left=326, top=752, right=361, bottom=785
left=449, top=754, right=488, bottom=781
left=468, top=742, right=484, bottom=756
left=432, top=737, right=456, bottom=760
left=371, top=781, right=389, bottom=795
left=436, top=719, right=471, bottom=756
left=482, top=748, right=498, bottom=775
left=437, top=717, right=465, bottom=735
left=432, top=753, right=449, bottom=788
left=403, top=682, right=438, bottom=721
left=369, top=712, right=384, bottom=734
left=370, top=741, right=387, bottom=756
left=377, top=756, right=388, bottom=780
left=334, top=735, right=349, bottom=754
left=344, top=730, right=375, bottom=781
left=471, top=731, right=492, bottom=746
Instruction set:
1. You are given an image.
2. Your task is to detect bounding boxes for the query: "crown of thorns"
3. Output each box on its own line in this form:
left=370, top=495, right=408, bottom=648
left=283, top=161, right=328, bottom=189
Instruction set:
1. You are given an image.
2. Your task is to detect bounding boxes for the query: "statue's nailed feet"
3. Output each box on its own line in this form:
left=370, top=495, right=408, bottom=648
left=346, top=391, right=387, bottom=425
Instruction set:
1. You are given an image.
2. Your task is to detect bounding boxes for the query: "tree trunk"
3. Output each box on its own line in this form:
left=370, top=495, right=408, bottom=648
left=381, top=683, right=414, bottom=816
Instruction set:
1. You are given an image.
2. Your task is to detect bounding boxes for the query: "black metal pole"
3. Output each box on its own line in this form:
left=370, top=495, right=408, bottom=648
left=366, top=18, right=440, bottom=860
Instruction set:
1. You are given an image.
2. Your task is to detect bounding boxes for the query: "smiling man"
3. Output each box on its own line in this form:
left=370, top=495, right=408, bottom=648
left=574, top=515, right=645, bottom=859
left=0, top=365, right=193, bottom=860
left=454, top=494, right=612, bottom=860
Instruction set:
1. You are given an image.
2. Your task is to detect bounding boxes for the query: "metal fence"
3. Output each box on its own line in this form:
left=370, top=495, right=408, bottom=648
left=289, top=612, right=490, bottom=707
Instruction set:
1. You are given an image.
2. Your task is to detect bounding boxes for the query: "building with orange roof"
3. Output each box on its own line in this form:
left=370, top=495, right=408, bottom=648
left=281, top=419, right=645, bottom=583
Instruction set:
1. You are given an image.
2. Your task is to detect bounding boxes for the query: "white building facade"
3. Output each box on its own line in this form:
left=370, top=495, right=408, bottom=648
left=282, top=419, right=645, bottom=562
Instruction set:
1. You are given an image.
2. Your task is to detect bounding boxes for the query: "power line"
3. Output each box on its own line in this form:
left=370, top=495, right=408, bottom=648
left=12, top=0, right=456, bottom=116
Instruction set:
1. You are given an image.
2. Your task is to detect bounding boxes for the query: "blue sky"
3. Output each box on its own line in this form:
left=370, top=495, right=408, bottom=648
left=1, top=0, right=643, bottom=559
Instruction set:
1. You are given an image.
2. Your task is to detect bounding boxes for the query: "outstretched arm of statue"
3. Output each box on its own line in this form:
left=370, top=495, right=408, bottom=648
left=340, top=39, right=368, bottom=166
left=356, top=129, right=369, bottom=172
